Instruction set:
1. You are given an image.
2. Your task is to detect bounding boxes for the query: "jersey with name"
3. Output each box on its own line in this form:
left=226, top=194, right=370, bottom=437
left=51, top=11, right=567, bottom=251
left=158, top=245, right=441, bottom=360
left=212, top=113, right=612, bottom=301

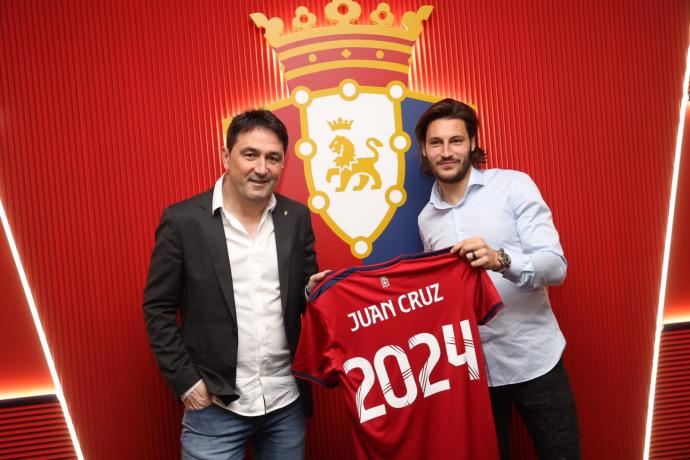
left=293, top=249, right=503, bottom=459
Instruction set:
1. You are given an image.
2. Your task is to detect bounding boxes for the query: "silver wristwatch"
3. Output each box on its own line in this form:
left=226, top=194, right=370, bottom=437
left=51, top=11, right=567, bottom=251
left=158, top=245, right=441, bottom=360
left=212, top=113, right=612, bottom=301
left=496, top=248, right=511, bottom=273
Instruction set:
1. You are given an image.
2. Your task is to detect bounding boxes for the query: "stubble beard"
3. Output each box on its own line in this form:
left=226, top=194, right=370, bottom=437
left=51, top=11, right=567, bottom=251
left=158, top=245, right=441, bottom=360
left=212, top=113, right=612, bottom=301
left=434, top=160, right=471, bottom=185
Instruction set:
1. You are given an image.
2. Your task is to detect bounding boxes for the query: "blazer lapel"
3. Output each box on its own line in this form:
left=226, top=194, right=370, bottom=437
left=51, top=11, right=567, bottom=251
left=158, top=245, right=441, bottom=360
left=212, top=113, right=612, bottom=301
left=196, top=192, right=237, bottom=324
left=273, top=198, right=292, bottom=312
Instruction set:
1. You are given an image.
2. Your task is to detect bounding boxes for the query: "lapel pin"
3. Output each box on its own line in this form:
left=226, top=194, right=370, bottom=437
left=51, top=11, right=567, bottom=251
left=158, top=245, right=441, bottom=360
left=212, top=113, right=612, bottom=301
left=284, top=210, right=288, bottom=216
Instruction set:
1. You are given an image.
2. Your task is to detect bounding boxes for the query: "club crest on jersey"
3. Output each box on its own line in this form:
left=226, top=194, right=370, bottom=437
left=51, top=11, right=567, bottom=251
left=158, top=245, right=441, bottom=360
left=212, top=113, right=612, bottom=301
left=380, top=276, right=390, bottom=288
left=223, top=1, right=439, bottom=262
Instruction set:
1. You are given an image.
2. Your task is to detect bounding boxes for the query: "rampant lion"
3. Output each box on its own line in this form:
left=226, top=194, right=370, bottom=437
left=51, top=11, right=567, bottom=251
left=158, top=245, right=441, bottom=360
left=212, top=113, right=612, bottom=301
left=326, top=135, right=383, bottom=192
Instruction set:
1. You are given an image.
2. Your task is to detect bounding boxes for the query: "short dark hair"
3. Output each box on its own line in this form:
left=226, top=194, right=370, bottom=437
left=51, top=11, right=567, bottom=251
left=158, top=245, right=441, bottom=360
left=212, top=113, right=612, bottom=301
left=414, top=98, right=486, bottom=176
left=226, top=109, right=289, bottom=153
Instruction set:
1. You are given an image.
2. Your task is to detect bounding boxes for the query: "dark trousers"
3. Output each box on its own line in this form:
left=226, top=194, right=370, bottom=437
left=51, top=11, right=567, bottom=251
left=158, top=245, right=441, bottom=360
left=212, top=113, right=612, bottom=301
left=489, top=359, right=580, bottom=460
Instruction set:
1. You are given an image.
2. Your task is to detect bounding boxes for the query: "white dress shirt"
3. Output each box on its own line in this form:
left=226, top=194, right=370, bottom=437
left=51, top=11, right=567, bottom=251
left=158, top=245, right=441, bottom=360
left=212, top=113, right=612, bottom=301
left=185, top=176, right=300, bottom=415
left=418, top=167, right=567, bottom=386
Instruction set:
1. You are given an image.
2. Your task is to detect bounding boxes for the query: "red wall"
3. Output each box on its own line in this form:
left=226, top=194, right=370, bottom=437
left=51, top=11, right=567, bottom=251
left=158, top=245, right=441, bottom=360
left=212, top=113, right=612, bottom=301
left=0, top=212, right=53, bottom=400
left=664, top=103, right=690, bottom=324
left=1, top=1, right=688, bottom=459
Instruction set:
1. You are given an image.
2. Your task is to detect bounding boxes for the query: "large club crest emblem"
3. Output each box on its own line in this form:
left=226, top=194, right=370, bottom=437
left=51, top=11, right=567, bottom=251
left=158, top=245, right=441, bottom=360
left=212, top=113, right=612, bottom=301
left=291, top=80, right=410, bottom=258
left=232, top=1, right=437, bottom=260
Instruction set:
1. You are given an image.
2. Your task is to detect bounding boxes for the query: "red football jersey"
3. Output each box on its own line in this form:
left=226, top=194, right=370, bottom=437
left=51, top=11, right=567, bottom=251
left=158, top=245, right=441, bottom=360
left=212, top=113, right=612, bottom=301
left=293, top=249, right=503, bottom=459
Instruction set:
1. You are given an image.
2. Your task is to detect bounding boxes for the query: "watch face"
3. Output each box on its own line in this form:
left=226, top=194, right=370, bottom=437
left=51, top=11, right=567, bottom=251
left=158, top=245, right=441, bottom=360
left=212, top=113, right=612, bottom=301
left=498, top=249, right=510, bottom=269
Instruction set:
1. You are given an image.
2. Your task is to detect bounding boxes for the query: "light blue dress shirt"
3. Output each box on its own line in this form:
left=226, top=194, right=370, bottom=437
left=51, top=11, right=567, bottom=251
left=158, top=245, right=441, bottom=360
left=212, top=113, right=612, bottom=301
left=418, top=167, right=567, bottom=386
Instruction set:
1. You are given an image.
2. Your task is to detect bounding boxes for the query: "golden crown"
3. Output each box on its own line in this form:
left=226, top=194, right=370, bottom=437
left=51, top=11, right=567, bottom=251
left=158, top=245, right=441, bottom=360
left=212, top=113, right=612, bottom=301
left=327, top=117, right=354, bottom=130
left=250, top=1, right=433, bottom=91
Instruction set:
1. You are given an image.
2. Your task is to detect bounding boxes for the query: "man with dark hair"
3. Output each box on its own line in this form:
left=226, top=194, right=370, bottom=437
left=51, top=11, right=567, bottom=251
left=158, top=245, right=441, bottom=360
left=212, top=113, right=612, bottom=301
left=415, top=98, right=580, bottom=459
left=143, top=109, right=328, bottom=460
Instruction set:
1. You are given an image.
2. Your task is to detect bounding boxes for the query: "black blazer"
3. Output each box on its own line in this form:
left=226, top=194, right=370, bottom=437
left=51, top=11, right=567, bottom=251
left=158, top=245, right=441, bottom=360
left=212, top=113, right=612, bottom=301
left=143, top=189, right=318, bottom=410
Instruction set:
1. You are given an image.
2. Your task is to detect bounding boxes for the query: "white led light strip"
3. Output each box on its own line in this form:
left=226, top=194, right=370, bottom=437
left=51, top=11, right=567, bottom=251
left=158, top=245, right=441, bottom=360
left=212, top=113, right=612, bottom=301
left=0, top=199, right=84, bottom=460
left=643, top=43, right=690, bottom=459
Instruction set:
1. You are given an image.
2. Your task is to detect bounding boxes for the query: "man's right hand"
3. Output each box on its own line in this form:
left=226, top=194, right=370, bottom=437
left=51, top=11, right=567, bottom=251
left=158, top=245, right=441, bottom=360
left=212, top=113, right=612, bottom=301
left=183, top=381, right=212, bottom=410
left=450, top=237, right=502, bottom=271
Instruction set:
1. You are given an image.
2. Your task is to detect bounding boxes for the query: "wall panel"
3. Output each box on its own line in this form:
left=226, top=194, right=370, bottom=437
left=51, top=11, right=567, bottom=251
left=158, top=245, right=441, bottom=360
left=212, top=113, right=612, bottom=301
left=649, top=323, right=690, bottom=459
left=0, top=201, right=53, bottom=401
left=0, top=396, right=76, bottom=459
left=665, top=103, right=690, bottom=323
left=1, top=1, right=688, bottom=458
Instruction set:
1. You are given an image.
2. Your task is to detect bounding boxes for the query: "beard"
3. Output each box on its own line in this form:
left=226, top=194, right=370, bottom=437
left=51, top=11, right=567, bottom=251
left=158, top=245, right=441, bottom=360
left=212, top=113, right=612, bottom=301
left=433, top=159, right=472, bottom=184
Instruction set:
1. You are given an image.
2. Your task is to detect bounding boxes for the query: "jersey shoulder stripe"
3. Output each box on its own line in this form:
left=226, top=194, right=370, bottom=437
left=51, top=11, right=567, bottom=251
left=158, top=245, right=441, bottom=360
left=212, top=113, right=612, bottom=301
left=310, top=247, right=452, bottom=300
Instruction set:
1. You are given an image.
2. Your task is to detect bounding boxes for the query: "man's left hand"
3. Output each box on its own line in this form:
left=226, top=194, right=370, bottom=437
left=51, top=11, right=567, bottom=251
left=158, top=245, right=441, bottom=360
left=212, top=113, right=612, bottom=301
left=307, top=270, right=332, bottom=296
left=450, top=237, right=501, bottom=271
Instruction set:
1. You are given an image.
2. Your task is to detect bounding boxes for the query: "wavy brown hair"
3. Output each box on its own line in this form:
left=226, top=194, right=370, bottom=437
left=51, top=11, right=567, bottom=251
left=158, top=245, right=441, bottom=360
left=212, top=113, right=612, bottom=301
left=414, top=98, right=486, bottom=176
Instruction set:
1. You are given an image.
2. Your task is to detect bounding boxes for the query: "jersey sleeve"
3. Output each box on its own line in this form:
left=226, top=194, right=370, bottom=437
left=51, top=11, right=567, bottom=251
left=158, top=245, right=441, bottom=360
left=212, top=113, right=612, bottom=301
left=292, top=299, right=339, bottom=388
left=474, top=270, right=504, bottom=325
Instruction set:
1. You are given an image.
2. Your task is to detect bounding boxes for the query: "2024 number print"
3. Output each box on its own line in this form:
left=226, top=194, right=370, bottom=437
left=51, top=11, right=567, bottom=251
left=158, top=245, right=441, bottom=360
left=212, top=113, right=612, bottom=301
left=343, top=320, right=479, bottom=424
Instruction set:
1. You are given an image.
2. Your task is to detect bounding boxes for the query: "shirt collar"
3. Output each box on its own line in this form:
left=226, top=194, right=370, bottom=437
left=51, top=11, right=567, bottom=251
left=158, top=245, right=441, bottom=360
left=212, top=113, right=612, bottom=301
left=429, top=167, right=487, bottom=209
left=211, top=174, right=277, bottom=216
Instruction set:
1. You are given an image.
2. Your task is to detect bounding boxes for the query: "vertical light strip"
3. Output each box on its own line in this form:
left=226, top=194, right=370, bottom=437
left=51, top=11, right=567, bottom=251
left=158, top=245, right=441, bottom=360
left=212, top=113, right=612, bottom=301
left=643, top=42, right=690, bottom=459
left=0, top=199, right=84, bottom=460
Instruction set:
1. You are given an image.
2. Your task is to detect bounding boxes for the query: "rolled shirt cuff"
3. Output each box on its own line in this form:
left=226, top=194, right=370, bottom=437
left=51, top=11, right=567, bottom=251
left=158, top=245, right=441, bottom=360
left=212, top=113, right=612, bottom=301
left=182, top=379, right=203, bottom=401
